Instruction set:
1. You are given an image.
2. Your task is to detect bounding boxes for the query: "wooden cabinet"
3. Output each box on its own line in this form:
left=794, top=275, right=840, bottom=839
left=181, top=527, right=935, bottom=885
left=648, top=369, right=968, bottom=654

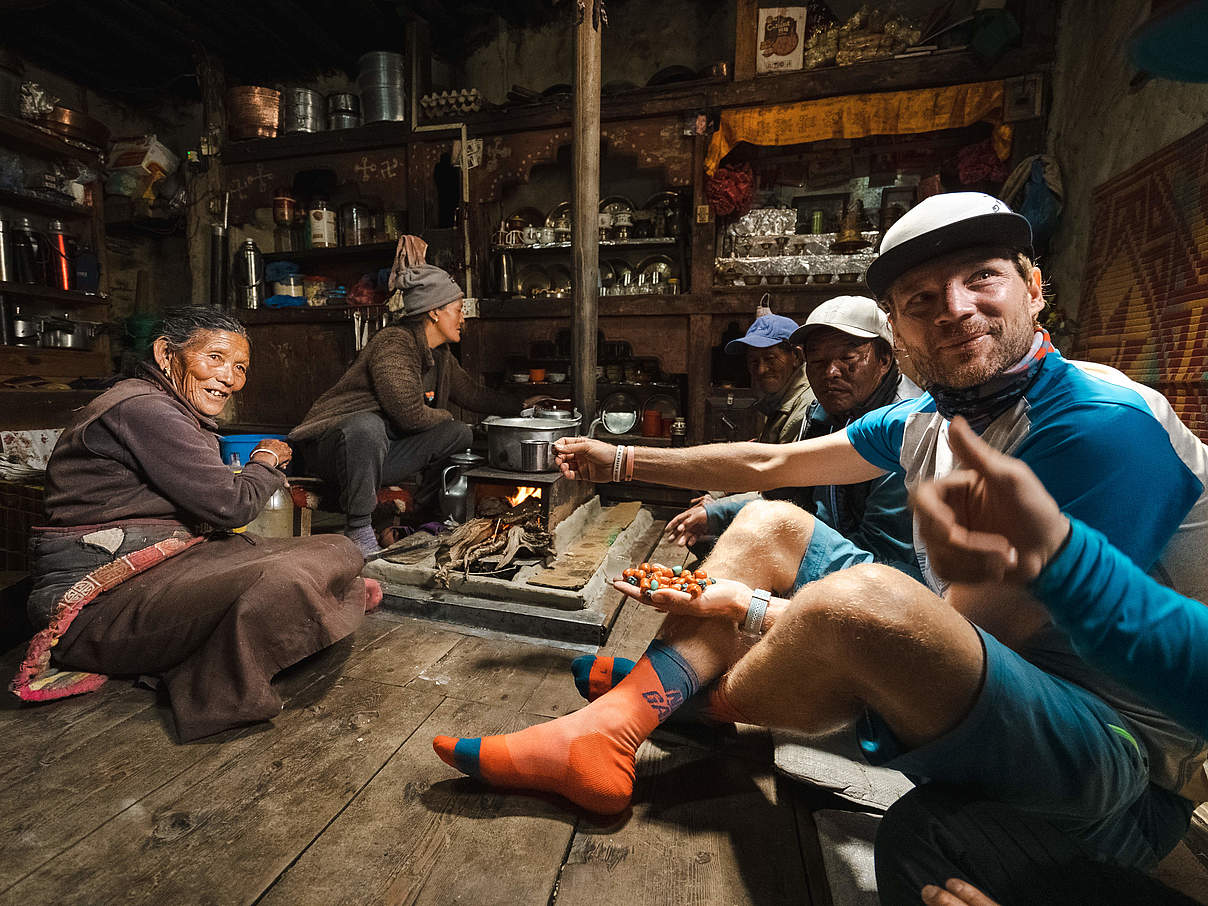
left=0, top=114, right=111, bottom=426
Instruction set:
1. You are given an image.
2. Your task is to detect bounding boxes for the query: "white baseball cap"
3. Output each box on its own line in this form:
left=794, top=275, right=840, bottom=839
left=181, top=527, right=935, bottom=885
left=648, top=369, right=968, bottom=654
left=865, top=192, right=1033, bottom=298
left=791, top=295, right=893, bottom=346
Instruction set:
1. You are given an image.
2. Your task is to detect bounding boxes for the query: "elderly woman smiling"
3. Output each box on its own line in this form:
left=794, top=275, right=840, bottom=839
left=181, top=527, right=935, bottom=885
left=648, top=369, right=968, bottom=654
left=13, top=307, right=377, bottom=742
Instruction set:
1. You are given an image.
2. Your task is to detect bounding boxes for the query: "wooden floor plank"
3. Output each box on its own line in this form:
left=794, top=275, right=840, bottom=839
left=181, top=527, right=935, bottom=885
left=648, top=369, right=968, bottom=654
left=520, top=648, right=589, bottom=719
left=555, top=736, right=808, bottom=906
left=340, top=618, right=466, bottom=688
left=0, top=616, right=402, bottom=893
left=405, top=632, right=575, bottom=708
left=3, top=677, right=443, bottom=905
left=259, top=697, right=578, bottom=906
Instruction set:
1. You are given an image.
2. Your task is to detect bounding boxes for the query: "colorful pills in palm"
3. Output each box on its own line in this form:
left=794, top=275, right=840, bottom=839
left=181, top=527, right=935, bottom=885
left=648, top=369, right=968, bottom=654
left=621, top=564, right=717, bottom=598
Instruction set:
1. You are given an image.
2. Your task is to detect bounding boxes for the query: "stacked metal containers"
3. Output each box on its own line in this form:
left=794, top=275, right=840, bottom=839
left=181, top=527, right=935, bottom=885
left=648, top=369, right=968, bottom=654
left=280, top=87, right=325, bottom=133
left=357, top=51, right=406, bottom=124
left=326, top=93, right=361, bottom=130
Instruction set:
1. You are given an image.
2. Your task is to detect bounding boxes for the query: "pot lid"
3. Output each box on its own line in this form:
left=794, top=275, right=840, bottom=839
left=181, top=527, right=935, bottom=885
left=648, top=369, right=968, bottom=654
left=448, top=448, right=484, bottom=464
left=484, top=415, right=582, bottom=429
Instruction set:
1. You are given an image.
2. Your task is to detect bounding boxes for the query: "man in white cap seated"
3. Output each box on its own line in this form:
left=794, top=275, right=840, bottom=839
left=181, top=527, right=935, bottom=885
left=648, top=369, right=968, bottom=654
left=666, top=295, right=921, bottom=579
left=291, top=262, right=536, bottom=556
left=723, top=311, right=816, bottom=445
left=432, top=193, right=1208, bottom=887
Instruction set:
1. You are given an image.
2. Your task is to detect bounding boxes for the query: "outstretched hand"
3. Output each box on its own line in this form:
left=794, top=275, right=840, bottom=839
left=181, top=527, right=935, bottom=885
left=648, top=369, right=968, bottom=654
left=911, top=417, right=1069, bottom=585
left=554, top=436, right=616, bottom=482
left=664, top=495, right=713, bottom=547
left=612, top=574, right=749, bottom=621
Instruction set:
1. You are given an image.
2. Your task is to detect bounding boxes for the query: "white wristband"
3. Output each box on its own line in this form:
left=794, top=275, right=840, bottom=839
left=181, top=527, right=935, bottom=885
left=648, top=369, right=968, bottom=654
left=742, top=588, right=771, bottom=639
left=249, top=447, right=280, bottom=468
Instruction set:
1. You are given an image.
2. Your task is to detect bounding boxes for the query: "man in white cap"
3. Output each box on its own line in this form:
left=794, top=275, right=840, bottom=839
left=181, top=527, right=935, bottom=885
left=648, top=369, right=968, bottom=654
left=432, top=194, right=1208, bottom=885
left=722, top=311, right=816, bottom=445
left=666, top=296, right=921, bottom=578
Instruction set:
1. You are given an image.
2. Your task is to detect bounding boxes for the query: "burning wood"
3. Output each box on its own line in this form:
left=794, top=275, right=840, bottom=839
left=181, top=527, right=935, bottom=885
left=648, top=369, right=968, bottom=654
left=433, top=496, right=553, bottom=587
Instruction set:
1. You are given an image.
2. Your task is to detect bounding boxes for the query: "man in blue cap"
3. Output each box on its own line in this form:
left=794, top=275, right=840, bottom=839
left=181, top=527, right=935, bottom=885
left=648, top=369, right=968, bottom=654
left=724, top=312, right=815, bottom=445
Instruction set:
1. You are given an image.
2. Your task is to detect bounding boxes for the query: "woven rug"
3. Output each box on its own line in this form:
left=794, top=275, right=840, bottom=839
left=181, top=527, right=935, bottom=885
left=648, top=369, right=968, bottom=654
left=1075, top=122, right=1208, bottom=441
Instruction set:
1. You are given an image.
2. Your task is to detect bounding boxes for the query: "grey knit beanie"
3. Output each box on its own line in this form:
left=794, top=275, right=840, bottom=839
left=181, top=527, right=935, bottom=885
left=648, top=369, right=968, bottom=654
left=388, top=264, right=462, bottom=316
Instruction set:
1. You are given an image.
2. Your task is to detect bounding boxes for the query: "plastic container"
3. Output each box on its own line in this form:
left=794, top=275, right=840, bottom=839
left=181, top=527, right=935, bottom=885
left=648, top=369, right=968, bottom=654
left=218, top=434, right=288, bottom=471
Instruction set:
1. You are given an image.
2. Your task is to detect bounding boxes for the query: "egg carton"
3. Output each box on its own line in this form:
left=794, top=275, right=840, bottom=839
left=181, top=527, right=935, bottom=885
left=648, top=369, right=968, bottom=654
left=420, top=89, right=483, bottom=120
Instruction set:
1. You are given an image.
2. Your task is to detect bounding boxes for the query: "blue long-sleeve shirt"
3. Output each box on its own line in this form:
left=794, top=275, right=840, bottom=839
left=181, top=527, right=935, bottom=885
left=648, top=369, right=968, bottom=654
left=1031, top=516, right=1208, bottom=738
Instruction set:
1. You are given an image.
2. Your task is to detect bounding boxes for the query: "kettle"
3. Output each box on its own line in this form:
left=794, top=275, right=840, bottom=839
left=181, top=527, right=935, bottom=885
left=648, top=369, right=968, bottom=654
left=440, top=449, right=483, bottom=523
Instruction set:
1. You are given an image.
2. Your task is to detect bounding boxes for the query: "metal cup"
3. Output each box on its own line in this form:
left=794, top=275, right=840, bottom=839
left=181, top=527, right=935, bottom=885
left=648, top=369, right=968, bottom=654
left=520, top=440, right=553, bottom=472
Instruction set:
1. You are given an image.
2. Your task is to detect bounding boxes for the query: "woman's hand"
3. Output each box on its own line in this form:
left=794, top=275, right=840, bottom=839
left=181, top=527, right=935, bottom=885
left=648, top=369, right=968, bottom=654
left=612, top=574, right=750, bottom=621
left=250, top=438, right=292, bottom=470
left=554, top=436, right=616, bottom=482
left=665, top=498, right=712, bottom=547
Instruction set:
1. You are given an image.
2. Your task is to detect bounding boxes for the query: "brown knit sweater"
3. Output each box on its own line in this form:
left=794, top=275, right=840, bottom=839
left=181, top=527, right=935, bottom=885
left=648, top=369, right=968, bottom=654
left=290, top=319, right=517, bottom=441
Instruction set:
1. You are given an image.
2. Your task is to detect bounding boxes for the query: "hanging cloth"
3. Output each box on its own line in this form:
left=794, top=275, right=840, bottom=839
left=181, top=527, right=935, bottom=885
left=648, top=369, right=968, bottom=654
left=705, top=80, right=1005, bottom=175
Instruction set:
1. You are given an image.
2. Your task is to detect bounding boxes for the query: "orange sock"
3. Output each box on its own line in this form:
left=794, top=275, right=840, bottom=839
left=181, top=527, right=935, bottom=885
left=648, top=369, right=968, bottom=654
left=433, top=641, right=698, bottom=813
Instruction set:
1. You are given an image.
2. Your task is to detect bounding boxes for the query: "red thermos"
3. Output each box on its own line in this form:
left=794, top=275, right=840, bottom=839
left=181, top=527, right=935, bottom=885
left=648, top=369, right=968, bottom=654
left=47, top=220, right=74, bottom=291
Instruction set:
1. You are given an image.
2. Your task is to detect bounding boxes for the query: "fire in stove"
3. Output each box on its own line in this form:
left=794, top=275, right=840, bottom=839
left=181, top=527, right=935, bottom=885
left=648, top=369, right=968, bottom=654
left=507, top=486, right=542, bottom=507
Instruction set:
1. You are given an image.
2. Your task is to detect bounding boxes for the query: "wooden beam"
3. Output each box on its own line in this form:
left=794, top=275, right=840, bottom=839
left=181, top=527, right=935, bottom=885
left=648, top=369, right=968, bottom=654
left=734, top=0, right=758, bottom=81
left=571, top=8, right=602, bottom=425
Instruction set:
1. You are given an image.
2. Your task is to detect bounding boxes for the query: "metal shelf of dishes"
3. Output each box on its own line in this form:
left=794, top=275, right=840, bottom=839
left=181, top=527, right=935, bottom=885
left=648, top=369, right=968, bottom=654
left=491, top=237, right=678, bottom=251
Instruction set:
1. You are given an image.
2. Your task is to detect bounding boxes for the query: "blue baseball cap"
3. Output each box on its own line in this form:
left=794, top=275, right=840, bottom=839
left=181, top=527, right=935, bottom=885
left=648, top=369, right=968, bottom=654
left=725, top=313, right=801, bottom=354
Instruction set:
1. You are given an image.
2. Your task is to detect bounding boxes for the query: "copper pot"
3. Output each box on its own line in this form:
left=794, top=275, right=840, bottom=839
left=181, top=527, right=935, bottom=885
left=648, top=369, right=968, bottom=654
left=227, top=86, right=281, bottom=140
left=40, top=107, right=110, bottom=148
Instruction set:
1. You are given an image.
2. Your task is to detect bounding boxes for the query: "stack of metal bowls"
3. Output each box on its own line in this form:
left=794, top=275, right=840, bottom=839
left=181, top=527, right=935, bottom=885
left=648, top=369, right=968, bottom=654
left=227, top=86, right=280, bottom=140
left=280, top=87, right=325, bottom=133
left=357, top=51, right=406, bottom=124
left=326, top=93, right=362, bottom=130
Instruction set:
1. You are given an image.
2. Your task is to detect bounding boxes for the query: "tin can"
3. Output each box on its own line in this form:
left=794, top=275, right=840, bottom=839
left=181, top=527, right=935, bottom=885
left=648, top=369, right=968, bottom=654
left=670, top=418, right=687, bottom=447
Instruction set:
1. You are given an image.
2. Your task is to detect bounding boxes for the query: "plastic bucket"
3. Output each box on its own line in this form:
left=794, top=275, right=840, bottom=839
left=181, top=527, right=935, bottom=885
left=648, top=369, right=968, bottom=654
left=219, top=433, right=287, bottom=469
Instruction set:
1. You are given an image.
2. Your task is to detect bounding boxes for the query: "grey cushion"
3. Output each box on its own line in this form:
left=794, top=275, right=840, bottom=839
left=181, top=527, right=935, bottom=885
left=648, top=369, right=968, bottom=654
left=773, top=728, right=914, bottom=810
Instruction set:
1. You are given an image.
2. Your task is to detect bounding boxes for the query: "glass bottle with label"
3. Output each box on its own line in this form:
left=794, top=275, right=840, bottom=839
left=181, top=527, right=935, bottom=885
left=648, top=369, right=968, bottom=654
left=309, top=197, right=337, bottom=248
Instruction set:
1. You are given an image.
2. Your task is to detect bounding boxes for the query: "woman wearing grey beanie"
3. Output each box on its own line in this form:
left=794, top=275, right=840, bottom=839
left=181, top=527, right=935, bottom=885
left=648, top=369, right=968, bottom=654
left=290, top=253, right=533, bottom=556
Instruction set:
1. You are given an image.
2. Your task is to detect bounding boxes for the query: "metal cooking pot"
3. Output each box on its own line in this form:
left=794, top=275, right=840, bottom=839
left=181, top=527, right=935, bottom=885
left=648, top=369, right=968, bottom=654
left=40, top=318, right=97, bottom=350
left=482, top=414, right=581, bottom=472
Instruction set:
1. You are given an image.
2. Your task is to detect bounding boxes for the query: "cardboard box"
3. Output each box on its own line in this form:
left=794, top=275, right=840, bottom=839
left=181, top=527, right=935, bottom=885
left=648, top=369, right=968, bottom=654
left=757, top=7, right=807, bottom=74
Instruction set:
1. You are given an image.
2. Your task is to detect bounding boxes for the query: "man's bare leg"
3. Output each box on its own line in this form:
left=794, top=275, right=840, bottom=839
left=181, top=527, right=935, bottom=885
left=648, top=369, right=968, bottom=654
left=712, top=562, right=984, bottom=748
left=433, top=499, right=817, bottom=812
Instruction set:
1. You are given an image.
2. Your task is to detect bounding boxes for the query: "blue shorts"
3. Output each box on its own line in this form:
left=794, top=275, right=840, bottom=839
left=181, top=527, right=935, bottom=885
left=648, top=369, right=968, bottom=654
left=856, top=626, right=1193, bottom=869
left=791, top=517, right=875, bottom=593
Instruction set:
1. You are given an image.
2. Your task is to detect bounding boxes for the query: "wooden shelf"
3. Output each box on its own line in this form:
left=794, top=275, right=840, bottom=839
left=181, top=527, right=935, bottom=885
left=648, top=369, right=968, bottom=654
left=0, top=344, right=110, bottom=379
left=220, top=121, right=461, bottom=164
left=476, top=291, right=846, bottom=318
left=0, top=282, right=108, bottom=308
left=0, top=388, right=104, bottom=429
left=237, top=304, right=386, bottom=326
left=262, top=241, right=397, bottom=265
left=493, top=237, right=680, bottom=252
left=0, top=115, right=103, bottom=163
left=0, top=188, right=93, bottom=220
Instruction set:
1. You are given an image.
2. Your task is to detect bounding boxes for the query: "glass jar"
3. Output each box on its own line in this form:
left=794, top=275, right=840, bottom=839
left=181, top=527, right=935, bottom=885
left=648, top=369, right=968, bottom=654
left=340, top=202, right=373, bottom=246
left=309, top=198, right=337, bottom=248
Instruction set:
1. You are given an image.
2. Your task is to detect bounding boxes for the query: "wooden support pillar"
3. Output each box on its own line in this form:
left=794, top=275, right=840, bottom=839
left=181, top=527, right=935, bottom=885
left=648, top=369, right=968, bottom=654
left=734, top=0, right=758, bottom=81
left=571, top=9, right=602, bottom=426
left=686, top=314, right=711, bottom=444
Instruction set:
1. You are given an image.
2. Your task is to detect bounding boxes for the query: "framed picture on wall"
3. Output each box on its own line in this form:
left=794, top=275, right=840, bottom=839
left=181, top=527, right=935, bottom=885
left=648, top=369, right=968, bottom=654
left=757, top=7, right=808, bottom=74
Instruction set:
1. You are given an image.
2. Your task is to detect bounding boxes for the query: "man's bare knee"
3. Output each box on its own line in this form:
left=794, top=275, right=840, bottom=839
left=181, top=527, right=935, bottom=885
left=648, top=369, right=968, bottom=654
left=709, top=499, right=815, bottom=592
left=773, top=563, right=930, bottom=662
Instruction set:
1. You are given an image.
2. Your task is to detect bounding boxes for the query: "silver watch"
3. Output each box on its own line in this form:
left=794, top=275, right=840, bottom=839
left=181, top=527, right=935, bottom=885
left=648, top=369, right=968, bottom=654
left=741, top=588, right=771, bottom=639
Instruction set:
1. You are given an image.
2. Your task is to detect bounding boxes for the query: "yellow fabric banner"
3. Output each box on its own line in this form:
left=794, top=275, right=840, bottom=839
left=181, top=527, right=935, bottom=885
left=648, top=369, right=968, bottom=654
left=705, top=80, right=1005, bottom=174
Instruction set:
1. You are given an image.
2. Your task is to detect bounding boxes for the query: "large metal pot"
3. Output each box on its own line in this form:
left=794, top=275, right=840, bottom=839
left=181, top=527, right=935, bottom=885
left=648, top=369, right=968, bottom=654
left=482, top=414, right=581, bottom=472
